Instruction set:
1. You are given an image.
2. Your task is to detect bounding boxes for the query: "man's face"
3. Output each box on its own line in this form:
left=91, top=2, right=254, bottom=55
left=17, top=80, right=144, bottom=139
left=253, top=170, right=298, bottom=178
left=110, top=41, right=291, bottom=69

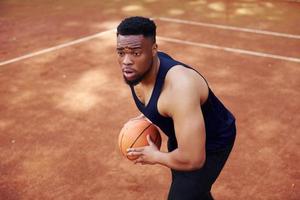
left=116, top=35, right=155, bottom=86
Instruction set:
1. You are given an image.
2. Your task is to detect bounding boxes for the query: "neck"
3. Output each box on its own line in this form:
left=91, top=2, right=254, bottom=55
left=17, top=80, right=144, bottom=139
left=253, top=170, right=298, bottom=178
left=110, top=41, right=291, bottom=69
left=140, top=55, right=160, bottom=87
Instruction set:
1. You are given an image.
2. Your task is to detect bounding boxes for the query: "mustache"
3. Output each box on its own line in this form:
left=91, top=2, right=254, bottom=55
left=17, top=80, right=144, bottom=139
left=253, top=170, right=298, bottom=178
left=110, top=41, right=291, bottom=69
left=122, top=58, right=154, bottom=86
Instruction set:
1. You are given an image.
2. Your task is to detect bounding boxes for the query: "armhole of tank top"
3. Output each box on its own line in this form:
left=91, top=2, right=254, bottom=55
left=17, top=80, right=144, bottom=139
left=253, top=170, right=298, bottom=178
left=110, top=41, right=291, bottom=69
left=179, top=65, right=211, bottom=107
left=193, top=70, right=211, bottom=105
left=183, top=65, right=210, bottom=89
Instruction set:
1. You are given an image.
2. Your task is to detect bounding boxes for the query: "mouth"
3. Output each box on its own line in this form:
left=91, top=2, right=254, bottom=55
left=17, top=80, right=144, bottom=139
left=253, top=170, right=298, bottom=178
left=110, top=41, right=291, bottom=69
left=122, top=68, right=136, bottom=79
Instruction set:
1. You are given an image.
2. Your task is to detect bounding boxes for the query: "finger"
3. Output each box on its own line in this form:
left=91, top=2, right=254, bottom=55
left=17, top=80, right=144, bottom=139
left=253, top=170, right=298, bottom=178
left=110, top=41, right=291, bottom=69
left=127, top=151, right=142, bottom=157
left=127, top=147, right=144, bottom=153
left=134, top=156, right=144, bottom=164
left=145, top=117, right=152, bottom=123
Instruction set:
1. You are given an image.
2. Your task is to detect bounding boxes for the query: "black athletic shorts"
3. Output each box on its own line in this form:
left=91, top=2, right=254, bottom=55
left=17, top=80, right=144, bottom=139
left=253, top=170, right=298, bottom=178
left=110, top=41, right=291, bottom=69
left=167, top=141, right=235, bottom=200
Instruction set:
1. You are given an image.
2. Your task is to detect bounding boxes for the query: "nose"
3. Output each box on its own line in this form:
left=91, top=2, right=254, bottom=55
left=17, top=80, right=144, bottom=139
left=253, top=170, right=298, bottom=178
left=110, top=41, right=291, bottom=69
left=122, top=54, right=133, bottom=66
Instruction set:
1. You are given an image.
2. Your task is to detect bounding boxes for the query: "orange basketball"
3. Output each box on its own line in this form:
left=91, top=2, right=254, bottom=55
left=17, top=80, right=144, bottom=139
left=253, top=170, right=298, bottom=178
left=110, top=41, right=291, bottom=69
left=118, top=118, right=162, bottom=160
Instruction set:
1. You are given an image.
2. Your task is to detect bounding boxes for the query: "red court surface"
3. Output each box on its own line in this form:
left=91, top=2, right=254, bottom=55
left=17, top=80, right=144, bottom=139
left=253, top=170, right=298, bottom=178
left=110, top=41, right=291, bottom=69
left=0, top=1, right=299, bottom=199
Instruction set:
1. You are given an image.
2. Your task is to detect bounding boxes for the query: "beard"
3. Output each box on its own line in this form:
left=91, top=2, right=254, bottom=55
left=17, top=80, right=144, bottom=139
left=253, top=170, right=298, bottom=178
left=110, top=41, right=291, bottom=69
left=123, top=59, right=153, bottom=86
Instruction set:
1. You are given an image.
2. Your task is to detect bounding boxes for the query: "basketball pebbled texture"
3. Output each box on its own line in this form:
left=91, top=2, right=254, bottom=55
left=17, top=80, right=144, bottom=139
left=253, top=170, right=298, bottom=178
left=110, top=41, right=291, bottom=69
left=118, top=118, right=162, bottom=160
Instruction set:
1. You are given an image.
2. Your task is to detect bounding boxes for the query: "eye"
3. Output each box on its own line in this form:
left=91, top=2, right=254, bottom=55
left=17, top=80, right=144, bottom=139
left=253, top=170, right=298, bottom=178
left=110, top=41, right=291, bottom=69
left=132, top=51, right=141, bottom=57
left=117, top=51, right=125, bottom=57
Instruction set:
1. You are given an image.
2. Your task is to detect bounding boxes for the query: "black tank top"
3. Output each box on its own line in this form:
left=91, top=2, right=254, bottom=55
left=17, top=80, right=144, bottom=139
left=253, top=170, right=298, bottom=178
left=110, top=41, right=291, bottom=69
left=130, top=52, right=236, bottom=152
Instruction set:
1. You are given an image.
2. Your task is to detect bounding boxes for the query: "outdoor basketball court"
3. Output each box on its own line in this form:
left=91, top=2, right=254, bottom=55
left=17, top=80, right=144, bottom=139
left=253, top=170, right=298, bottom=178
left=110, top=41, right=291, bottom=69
left=0, top=1, right=299, bottom=199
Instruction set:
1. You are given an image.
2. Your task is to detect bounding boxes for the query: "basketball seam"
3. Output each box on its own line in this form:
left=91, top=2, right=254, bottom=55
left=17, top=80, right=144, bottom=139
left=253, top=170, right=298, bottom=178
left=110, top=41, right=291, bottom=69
left=130, top=123, right=152, bottom=149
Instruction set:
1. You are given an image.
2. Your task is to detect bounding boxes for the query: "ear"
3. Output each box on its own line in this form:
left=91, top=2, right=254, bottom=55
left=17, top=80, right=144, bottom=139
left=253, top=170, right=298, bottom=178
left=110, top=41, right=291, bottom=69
left=152, top=43, right=158, bottom=56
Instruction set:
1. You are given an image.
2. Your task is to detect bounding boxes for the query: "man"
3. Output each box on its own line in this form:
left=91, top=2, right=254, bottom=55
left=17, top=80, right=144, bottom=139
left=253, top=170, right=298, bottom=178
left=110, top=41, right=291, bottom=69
left=116, top=16, right=236, bottom=200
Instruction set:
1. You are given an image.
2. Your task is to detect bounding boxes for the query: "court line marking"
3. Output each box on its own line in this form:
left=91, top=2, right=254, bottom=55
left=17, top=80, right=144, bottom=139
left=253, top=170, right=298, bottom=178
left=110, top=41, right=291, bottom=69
left=158, top=17, right=300, bottom=39
left=1, top=24, right=300, bottom=67
left=0, top=29, right=115, bottom=66
left=158, top=36, right=300, bottom=63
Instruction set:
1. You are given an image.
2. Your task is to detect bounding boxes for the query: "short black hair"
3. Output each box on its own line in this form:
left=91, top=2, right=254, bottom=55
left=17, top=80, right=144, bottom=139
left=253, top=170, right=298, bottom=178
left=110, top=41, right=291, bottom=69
left=117, top=16, right=156, bottom=42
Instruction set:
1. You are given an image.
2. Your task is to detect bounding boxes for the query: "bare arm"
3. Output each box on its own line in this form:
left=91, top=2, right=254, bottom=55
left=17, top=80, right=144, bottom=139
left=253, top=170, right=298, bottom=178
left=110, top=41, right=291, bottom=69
left=128, top=67, right=207, bottom=171
left=155, top=70, right=206, bottom=170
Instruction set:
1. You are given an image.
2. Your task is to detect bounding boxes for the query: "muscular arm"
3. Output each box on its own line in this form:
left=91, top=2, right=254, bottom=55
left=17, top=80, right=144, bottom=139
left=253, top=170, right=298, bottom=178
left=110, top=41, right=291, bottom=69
left=128, top=66, right=207, bottom=171
left=155, top=68, right=206, bottom=171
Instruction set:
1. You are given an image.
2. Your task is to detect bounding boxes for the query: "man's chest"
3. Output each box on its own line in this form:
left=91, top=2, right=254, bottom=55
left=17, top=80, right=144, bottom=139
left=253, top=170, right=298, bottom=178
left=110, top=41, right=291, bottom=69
left=134, top=85, right=169, bottom=117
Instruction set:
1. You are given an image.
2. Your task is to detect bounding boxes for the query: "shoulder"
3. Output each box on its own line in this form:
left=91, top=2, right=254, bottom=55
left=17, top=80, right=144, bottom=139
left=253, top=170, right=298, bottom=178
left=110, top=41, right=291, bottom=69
left=158, top=65, right=209, bottom=116
left=165, top=65, right=208, bottom=96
